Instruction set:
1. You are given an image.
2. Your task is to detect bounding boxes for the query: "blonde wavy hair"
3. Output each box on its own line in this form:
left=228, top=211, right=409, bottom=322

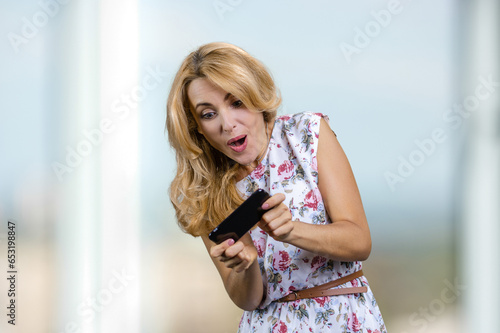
left=166, top=42, right=282, bottom=237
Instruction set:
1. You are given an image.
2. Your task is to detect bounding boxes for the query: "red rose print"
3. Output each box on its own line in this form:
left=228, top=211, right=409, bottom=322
left=314, top=296, right=330, bottom=307
left=251, top=163, right=266, bottom=179
left=311, top=155, right=318, bottom=172
left=310, top=256, right=327, bottom=271
left=350, top=313, right=361, bottom=332
left=303, top=188, right=321, bottom=209
left=254, top=237, right=266, bottom=257
left=277, top=160, right=294, bottom=180
left=272, top=320, right=288, bottom=333
left=273, top=251, right=291, bottom=271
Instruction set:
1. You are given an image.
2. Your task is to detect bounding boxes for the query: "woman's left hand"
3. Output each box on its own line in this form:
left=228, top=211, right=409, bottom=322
left=258, top=193, right=294, bottom=242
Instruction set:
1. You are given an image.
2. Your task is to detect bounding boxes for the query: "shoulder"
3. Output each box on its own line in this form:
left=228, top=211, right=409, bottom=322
left=274, top=112, right=330, bottom=135
left=271, top=112, right=331, bottom=160
left=275, top=112, right=328, bottom=124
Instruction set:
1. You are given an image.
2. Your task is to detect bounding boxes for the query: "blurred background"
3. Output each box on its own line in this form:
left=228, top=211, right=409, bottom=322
left=0, top=0, right=499, bottom=332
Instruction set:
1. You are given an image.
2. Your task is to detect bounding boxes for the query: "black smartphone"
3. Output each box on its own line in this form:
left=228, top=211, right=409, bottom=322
left=208, top=189, right=270, bottom=244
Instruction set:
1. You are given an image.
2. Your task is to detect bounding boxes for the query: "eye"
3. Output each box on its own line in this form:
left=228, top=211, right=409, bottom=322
left=201, top=110, right=216, bottom=120
left=232, top=100, right=243, bottom=108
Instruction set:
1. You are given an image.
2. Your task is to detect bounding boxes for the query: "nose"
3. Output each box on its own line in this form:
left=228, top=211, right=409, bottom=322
left=220, top=110, right=236, bottom=133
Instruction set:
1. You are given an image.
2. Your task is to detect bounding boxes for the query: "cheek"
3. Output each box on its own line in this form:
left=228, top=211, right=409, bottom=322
left=250, top=116, right=266, bottom=134
left=241, top=113, right=262, bottom=129
left=199, top=126, right=222, bottom=147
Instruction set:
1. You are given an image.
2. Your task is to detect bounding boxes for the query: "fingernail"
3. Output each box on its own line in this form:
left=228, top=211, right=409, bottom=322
left=262, top=203, right=269, bottom=210
left=227, top=239, right=235, bottom=246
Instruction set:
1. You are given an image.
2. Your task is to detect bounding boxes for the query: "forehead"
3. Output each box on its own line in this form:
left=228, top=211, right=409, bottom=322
left=187, top=78, right=227, bottom=104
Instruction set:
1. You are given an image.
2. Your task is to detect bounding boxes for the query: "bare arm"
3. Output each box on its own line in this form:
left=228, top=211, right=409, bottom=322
left=258, top=118, right=372, bottom=261
left=201, top=234, right=264, bottom=311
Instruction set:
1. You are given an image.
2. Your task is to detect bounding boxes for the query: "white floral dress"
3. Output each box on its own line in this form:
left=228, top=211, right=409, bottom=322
left=236, top=113, right=387, bottom=333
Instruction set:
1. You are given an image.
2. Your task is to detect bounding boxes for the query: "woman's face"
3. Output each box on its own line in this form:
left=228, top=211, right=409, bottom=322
left=187, top=78, right=269, bottom=168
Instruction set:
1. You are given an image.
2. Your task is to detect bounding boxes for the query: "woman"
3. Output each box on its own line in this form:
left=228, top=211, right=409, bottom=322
left=166, top=42, right=387, bottom=332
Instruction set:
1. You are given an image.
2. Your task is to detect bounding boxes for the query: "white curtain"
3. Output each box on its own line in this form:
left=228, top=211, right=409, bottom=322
left=460, top=0, right=500, bottom=332
left=56, top=1, right=140, bottom=332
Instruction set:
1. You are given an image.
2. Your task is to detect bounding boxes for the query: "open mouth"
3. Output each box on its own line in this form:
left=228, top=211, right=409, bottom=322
left=227, top=135, right=248, bottom=152
left=228, top=135, right=247, bottom=147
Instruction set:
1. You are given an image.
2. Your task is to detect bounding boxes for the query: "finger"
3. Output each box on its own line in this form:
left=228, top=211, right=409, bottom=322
left=222, top=249, right=250, bottom=269
left=261, top=203, right=291, bottom=226
left=222, top=256, right=243, bottom=268
left=210, top=238, right=235, bottom=258
left=223, top=239, right=245, bottom=258
left=268, top=222, right=294, bottom=240
left=230, top=251, right=253, bottom=272
left=233, top=259, right=252, bottom=273
left=261, top=193, right=286, bottom=210
left=263, top=214, right=290, bottom=235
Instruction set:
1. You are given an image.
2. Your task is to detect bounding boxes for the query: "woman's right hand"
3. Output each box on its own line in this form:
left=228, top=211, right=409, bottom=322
left=202, top=233, right=263, bottom=310
left=209, top=233, right=258, bottom=273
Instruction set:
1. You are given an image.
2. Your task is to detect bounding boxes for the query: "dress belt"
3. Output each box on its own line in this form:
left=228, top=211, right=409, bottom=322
left=277, top=270, right=368, bottom=302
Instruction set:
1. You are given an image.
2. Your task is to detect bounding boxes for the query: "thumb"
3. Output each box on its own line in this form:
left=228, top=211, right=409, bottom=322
left=210, top=238, right=235, bottom=257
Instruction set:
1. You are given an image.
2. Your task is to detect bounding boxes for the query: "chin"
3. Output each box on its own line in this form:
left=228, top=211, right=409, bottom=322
left=236, top=157, right=254, bottom=166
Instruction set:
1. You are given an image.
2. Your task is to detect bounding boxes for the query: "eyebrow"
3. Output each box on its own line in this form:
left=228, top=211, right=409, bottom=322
left=194, top=102, right=211, bottom=110
left=194, top=93, right=233, bottom=111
